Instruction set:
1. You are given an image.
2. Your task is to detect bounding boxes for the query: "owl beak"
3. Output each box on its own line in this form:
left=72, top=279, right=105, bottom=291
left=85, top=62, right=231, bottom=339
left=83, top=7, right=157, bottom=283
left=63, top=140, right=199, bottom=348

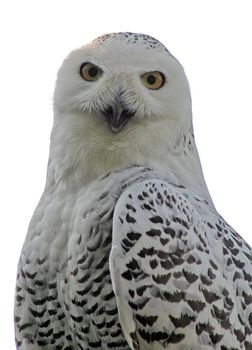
left=101, top=102, right=134, bottom=133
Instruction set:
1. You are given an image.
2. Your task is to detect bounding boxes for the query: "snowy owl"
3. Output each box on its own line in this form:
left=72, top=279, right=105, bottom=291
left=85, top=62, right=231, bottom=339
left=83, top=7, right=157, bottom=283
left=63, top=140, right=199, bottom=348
left=15, top=32, right=252, bottom=350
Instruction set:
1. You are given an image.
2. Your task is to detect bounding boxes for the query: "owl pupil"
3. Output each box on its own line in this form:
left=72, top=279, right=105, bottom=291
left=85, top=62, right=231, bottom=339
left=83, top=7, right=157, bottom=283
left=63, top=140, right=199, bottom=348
left=147, top=75, right=156, bottom=85
left=89, top=67, right=98, bottom=77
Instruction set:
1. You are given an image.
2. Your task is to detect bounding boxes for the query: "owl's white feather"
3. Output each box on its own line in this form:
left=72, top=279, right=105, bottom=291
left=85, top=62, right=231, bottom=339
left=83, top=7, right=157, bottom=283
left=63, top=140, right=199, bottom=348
left=15, top=33, right=252, bottom=350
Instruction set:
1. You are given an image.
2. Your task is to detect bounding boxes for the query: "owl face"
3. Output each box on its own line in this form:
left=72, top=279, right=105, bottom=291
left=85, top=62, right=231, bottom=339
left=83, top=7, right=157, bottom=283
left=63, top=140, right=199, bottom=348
left=54, top=33, right=191, bottom=134
left=50, top=34, right=204, bottom=191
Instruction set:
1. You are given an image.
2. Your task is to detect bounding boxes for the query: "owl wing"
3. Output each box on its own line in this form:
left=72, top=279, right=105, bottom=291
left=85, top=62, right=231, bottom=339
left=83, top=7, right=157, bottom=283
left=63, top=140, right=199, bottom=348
left=109, top=178, right=252, bottom=349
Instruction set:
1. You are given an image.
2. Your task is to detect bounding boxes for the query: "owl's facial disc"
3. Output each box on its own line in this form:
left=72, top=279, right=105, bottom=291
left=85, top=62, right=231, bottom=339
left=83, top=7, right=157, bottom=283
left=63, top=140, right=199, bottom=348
left=100, top=98, right=135, bottom=133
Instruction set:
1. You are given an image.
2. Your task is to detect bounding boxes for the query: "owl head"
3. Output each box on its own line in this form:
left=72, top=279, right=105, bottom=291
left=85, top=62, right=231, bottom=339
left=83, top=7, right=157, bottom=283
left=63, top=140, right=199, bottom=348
left=50, top=32, right=209, bottom=200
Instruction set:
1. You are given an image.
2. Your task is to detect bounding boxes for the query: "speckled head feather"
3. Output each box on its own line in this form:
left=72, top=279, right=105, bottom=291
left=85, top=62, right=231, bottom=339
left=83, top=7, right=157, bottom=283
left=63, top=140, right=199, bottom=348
left=90, top=32, right=170, bottom=53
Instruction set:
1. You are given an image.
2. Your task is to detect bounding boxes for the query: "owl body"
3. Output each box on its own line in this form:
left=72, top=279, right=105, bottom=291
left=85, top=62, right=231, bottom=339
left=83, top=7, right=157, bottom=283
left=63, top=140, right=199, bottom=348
left=15, top=33, right=252, bottom=350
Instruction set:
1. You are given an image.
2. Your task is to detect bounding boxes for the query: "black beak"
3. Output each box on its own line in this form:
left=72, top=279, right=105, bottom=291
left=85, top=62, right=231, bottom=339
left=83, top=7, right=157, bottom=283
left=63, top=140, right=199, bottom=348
left=101, top=101, right=135, bottom=133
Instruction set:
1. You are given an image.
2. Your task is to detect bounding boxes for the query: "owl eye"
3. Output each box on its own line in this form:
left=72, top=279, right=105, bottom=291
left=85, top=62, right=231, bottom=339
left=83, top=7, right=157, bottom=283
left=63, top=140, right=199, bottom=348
left=141, top=71, right=165, bottom=90
left=80, top=62, right=103, bottom=81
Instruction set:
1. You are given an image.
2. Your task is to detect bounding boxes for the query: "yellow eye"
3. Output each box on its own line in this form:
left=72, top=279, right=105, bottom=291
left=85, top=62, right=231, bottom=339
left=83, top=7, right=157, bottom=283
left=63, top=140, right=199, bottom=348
left=80, top=62, right=103, bottom=81
left=141, top=71, right=165, bottom=90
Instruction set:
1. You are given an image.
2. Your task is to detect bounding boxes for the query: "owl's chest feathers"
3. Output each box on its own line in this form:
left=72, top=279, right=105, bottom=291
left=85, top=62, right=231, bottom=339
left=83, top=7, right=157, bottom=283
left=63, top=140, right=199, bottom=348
left=25, top=164, right=159, bottom=273
left=20, top=184, right=123, bottom=347
left=26, top=185, right=109, bottom=269
left=25, top=185, right=115, bottom=299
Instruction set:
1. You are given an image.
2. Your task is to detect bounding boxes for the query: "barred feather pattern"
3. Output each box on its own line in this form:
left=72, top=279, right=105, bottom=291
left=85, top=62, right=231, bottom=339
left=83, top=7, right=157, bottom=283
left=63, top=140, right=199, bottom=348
left=15, top=167, right=252, bottom=349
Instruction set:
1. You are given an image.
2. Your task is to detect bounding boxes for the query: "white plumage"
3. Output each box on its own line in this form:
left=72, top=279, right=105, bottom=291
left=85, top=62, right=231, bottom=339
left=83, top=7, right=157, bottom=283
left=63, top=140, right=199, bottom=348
left=15, top=32, right=252, bottom=350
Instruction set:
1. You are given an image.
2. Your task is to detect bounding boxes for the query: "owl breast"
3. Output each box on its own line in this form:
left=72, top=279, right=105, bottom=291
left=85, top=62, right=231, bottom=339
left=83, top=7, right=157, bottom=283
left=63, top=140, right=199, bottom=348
left=15, top=167, right=155, bottom=349
left=63, top=198, right=130, bottom=350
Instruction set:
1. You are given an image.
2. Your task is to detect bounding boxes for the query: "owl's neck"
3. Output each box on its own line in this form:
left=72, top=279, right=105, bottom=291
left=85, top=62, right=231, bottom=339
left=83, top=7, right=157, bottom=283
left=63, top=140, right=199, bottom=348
left=47, top=117, right=213, bottom=207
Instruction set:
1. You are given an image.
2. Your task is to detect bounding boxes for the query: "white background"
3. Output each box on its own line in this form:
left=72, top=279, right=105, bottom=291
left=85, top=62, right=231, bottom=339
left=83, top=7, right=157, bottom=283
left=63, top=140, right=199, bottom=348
left=1, top=1, right=251, bottom=348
